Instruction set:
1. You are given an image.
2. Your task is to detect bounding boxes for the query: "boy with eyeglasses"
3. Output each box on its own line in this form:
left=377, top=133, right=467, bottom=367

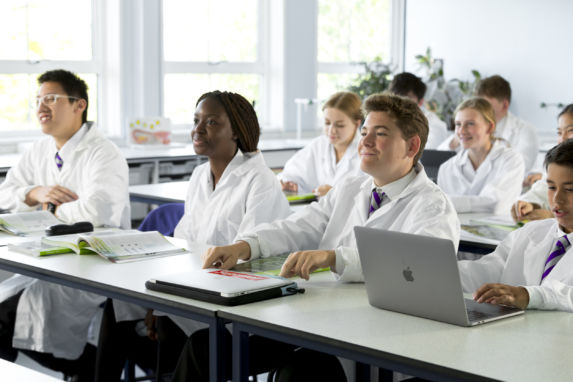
left=0, top=69, right=129, bottom=380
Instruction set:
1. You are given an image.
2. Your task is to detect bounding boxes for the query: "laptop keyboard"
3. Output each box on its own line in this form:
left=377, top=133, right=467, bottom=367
left=467, top=309, right=497, bottom=321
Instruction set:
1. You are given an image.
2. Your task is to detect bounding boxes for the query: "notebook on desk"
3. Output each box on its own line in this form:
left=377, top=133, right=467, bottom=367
left=354, top=227, right=524, bottom=326
left=146, top=268, right=300, bottom=306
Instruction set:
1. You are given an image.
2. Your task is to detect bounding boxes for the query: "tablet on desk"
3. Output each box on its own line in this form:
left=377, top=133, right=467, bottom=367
left=146, top=268, right=301, bottom=306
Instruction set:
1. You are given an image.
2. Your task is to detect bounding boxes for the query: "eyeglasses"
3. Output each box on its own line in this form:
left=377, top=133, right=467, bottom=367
left=36, top=94, right=80, bottom=108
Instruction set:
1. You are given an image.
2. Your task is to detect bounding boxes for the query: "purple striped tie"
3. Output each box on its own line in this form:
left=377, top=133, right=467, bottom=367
left=368, top=188, right=385, bottom=217
left=541, top=235, right=571, bottom=281
left=55, top=152, right=63, bottom=171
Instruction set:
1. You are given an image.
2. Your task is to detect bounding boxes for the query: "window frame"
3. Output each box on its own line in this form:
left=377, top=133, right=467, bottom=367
left=162, top=0, right=270, bottom=134
left=0, top=0, right=121, bottom=140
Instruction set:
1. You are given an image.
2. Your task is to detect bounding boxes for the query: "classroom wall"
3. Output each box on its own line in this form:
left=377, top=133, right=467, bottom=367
left=404, top=0, right=573, bottom=140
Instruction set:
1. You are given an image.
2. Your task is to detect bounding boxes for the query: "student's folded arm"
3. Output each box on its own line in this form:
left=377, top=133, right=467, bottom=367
left=524, top=280, right=573, bottom=312
left=236, top=189, right=335, bottom=260
left=56, top=147, right=129, bottom=228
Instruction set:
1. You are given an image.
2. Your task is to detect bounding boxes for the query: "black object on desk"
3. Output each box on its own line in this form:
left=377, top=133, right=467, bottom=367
left=45, top=221, right=94, bottom=236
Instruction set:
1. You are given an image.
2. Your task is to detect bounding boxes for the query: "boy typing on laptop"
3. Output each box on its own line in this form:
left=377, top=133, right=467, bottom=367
left=460, top=139, right=573, bottom=311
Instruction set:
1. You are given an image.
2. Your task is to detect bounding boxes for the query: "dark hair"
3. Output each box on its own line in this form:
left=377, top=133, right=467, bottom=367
left=558, top=104, right=573, bottom=119
left=322, top=91, right=363, bottom=122
left=545, top=140, right=573, bottom=170
left=38, top=69, right=89, bottom=124
left=389, top=72, right=427, bottom=101
left=196, top=91, right=259, bottom=153
left=363, top=93, right=428, bottom=164
left=475, top=75, right=511, bottom=103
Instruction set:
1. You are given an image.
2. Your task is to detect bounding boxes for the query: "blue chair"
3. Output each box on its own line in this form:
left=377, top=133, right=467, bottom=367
left=138, top=203, right=185, bottom=237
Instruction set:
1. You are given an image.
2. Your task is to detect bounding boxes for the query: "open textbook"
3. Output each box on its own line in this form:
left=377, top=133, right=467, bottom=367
left=0, top=211, right=62, bottom=236
left=9, top=230, right=189, bottom=263
left=461, top=215, right=520, bottom=242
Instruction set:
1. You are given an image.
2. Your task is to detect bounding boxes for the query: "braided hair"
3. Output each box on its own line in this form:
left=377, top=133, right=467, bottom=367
left=196, top=91, right=260, bottom=153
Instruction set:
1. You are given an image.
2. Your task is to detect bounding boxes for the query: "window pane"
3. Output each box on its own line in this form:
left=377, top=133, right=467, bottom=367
left=317, top=0, right=391, bottom=63
left=164, top=73, right=260, bottom=125
left=317, top=73, right=358, bottom=104
left=163, top=0, right=257, bottom=62
left=0, top=73, right=97, bottom=132
left=0, top=1, right=92, bottom=60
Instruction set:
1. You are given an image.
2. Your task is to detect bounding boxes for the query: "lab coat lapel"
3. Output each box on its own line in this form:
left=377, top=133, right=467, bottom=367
left=524, top=229, right=558, bottom=284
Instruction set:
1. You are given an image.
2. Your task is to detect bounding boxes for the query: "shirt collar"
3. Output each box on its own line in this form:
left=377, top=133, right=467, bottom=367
left=55, top=122, right=91, bottom=162
left=370, top=168, right=416, bottom=202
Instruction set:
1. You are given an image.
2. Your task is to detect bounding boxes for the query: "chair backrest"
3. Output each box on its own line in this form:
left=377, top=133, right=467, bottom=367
left=138, top=203, right=185, bottom=237
left=420, top=149, right=456, bottom=183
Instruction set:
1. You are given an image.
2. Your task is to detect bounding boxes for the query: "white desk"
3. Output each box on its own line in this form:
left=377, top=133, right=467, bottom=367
left=0, top=242, right=228, bottom=382
left=129, top=181, right=187, bottom=204
left=220, top=272, right=573, bottom=382
left=0, top=359, right=61, bottom=381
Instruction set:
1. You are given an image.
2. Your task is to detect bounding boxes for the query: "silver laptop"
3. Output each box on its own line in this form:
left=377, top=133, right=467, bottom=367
left=354, top=227, right=524, bottom=326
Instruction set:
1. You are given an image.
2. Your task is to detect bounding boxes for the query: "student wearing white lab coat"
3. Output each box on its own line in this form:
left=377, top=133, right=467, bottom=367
left=437, top=97, right=525, bottom=214
left=97, top=91, right=291, bottom=380
left=440, top=75, right=539, bottom=174
left=389, top=72, right=449, bottom=149
left=177, top=94, right=460, bottom=381
left=459, top=140, right=573, bottom=312
left=278, top=91, right=363, bottom=196
left=0, top=70, right=129, bottom=380
left=512, top=104, right=573, bottom=222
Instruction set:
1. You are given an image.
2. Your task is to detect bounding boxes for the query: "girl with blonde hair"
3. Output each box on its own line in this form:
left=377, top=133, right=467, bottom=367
left=279, top=91, right=363, bottom=196
left=437, top=97, right=525, bottom=214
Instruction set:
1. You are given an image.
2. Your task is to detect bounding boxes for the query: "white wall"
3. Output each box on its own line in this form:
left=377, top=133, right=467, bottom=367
left=404, top=0, right=573, bottom=140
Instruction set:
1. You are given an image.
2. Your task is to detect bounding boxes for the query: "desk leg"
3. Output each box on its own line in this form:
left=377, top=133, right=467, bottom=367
left=356, top=362, right=371, bottom=381
left=232, top=323, right=250, bottom=382
left=209, top=317, right=227, bottom=382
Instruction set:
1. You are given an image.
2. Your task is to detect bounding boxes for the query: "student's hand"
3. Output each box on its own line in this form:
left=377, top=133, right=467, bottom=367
left=202, top=241, right=251, bottom=269
left=523, top=172, right=542, bottom=187
left=313, top=184, right=332, bottom=197
left=449, top=135, right=460, bottom=150
left=25, top=185, right=78, bottom=207
left=279, top=250, right=335, bottom=280
left=144, top=309, right=158, bottom=341
left=523, top=208, right=553, bottom=221
left=511, top=200, right=535, bottom=222
left=474, top=283, right=529, bottom=309
left=280, top=180, right=298, bottom=193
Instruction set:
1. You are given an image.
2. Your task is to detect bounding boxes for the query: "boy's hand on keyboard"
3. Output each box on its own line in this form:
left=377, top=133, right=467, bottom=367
left=474, top=283, right=529, bottom=309
left=279, top=250, right=335, bottom=280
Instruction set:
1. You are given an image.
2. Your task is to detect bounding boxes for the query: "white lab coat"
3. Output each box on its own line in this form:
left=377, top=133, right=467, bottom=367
left=277, top=133, right=363, bottom=194
left=174, top=150, right=291, bottom=244
left=520, top=175, right=549, bottom=210
left=423, top=108, right=449, bottom=150
left=239, top=163, right=460, bottom=283
left=0, top=122, right=130, bottom=228
left=5, top=123, right=130, bottom=360
left=496, top=111, right=539, bottom=173
left=458, top=219, right=573, bottom=311
left=437, top=140, right=525, bottom=214
left=436, top=112, right=539, bottom=173
left=116, top=151, right=291, bottom=333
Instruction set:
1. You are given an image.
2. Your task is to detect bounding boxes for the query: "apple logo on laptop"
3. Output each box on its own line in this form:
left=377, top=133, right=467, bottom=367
left=402, top=266, right=414, bottom=282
